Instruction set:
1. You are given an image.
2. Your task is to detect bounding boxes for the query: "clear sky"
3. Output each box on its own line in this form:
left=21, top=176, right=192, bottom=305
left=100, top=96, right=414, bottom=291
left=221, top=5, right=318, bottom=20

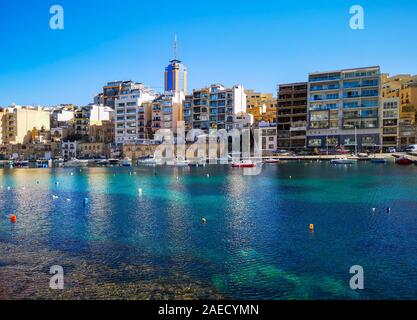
left=0, top=0, right=417, bottom=106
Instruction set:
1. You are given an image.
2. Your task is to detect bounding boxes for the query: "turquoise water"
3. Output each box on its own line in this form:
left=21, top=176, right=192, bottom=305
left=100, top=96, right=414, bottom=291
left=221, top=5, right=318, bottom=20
left=1, top=162, right=417, bottom=299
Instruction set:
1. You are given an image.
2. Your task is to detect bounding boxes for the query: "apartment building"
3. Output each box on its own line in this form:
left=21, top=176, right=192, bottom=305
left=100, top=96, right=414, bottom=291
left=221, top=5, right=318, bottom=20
left=62, top=141, right=77, bottom=160
left=382, top=74, right=417, bottom=148
left=381, top=98, right=400, bottom=151
left=260, top=126, right=277, bottom=155
left=114, top=84, right=157, bottom=145
left=183, top=84, right=246, bottom=138
left=306, top=66, right=381, bottom=151
left=245, top=90, right=277, bottom=125
left=50, top=104, right=76, bottom=127
left=151, top=91, right=184, bottom=139
left=74, top=105, right=113, bottom=138
left=0, top=106, right=51, bottom=144
left=101, top=80, right=143, bottom=108
left=276, top=83, right=308, bottom=150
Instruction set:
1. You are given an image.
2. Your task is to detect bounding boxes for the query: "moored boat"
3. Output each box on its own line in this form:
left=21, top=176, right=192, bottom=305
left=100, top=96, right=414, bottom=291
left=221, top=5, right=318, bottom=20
left=371, top=157, right=388, bottom=164
left=232, top=160, right=257, bottom=168
left=64, top=158, right=89, bottom=167
left=138, top=157, right=160, bottom=166
left=331, top=158, right=357, bottom=165
left=96, top=159, right=110, bottom=166
left=121, top=158, right=132, bottom=167
left=264, top=158, right=279, bottom=164
left=395, top=156, right=414, bottom=165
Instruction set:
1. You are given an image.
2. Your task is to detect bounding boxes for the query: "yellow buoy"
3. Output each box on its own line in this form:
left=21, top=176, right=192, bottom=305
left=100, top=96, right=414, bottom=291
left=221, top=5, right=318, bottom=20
left=309, top=224, right=314, bottom=231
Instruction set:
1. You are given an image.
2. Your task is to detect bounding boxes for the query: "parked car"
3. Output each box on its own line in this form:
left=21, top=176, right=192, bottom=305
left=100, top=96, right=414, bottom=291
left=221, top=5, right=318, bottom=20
left=405, top=144, right=417, bottom=153
left=388, top=147, right=397, bottom=153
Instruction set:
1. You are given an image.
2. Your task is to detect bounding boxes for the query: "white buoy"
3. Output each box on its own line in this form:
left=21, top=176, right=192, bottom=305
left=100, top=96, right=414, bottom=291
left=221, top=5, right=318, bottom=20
left=207, top=173, right=210, bottom=178
left=372, top=208, right=376, bottom=212
left=138, top=188, right=143, bottom=195
left=289, top=176, right=292, bottom=179
left=7, top=186, right=11, bottom=190
left=55, top=182, right=59, bottom=186
left=66, top=198, right=71, bottom=202
left=387, top=207, right=391, bottom=213
left=70, top=172, right=74, bottom=176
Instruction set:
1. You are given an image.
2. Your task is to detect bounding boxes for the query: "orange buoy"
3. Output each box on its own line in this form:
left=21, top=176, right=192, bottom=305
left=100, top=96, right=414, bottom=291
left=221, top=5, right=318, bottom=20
left=10, top=215, right=17, bottom=223
left=309, top=224, right=314, bottom=231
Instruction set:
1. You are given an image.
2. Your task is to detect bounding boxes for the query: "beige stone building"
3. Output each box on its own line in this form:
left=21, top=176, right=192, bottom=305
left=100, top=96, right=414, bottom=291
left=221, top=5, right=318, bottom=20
left=382, top=74, right=417, bottom=148
left=0, top=106, right=50, bottom=144
left=78, top=142, right=109, bottom=159
left=245, top=90, right=277, bottom=125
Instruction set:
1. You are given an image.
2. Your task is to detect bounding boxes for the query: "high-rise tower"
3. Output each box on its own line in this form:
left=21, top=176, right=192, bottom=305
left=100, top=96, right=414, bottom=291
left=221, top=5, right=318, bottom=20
left=164, top=35, right=187, bottom=94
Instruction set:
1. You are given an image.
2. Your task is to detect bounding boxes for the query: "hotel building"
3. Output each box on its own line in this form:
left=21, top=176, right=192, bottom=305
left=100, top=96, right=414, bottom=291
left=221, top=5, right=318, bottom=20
left=114, top=84, right=157, bottom=145
left=276, top=83, right=308, bottom=150
left=183, top=84, right=246, bottom=137
left=306, top=66, right=381, bottom=151
left=245, top=90, right=277, bottom=125
left=382, top=74, right=417, bottom=148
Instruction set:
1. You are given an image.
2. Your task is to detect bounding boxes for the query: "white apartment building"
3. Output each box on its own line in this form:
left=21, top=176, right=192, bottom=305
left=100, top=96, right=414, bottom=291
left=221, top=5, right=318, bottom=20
left=114, top=84, right=157, bottom=145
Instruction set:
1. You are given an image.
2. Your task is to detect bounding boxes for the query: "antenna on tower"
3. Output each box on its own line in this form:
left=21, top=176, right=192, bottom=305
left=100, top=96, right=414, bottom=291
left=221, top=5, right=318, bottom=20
left=174, top=34, right=178, bottom=60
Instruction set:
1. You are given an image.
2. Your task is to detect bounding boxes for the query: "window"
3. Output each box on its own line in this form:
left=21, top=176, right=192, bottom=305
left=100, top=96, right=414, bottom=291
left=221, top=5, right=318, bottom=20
left=308, top=138, right=322, bottom=147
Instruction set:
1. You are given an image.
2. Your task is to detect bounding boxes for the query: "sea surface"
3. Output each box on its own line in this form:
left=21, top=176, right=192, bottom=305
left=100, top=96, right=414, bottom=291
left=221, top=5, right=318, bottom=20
left=1, top=161, right=417, bottom=299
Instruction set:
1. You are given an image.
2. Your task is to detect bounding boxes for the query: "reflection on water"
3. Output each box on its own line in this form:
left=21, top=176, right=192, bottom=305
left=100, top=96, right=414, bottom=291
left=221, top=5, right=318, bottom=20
left=2, top=163, right=417, bottom=299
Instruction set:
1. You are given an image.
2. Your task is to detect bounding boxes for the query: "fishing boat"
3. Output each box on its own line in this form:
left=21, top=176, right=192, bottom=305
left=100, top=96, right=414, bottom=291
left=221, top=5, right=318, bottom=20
left=395, top=156, right=414, bottom=165
left=121, top=158, right=132, bottom=167
left=331, top=158, right=357, bottom=165
left=64, top=158, right=89, bottom=167
left=232, top=160, right=257, bottom=168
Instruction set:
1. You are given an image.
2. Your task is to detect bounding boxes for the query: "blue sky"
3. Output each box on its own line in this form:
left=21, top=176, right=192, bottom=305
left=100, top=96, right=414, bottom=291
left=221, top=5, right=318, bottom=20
left=0, top=0, right=417, bottom=106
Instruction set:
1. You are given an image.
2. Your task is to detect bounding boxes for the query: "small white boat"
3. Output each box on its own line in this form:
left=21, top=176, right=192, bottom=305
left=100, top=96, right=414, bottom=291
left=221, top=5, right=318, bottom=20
left=189, top=158, right=207, bottom=167
left=64, top=159, right=89, bottom=167
left=175, top=158, right=190, bottom=167
left=331, top=158, right=357, bottom=165
left=96, top=159, right=110, bottom=166
left=138, top=157, right=158, bottom=166
left=121, top=158, right=132, bottom=167
left=264, top=158, right=279, bottom=164
left=232, top=160, right=258, bottom=168
left=108, top=159, right=120, bottom=166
